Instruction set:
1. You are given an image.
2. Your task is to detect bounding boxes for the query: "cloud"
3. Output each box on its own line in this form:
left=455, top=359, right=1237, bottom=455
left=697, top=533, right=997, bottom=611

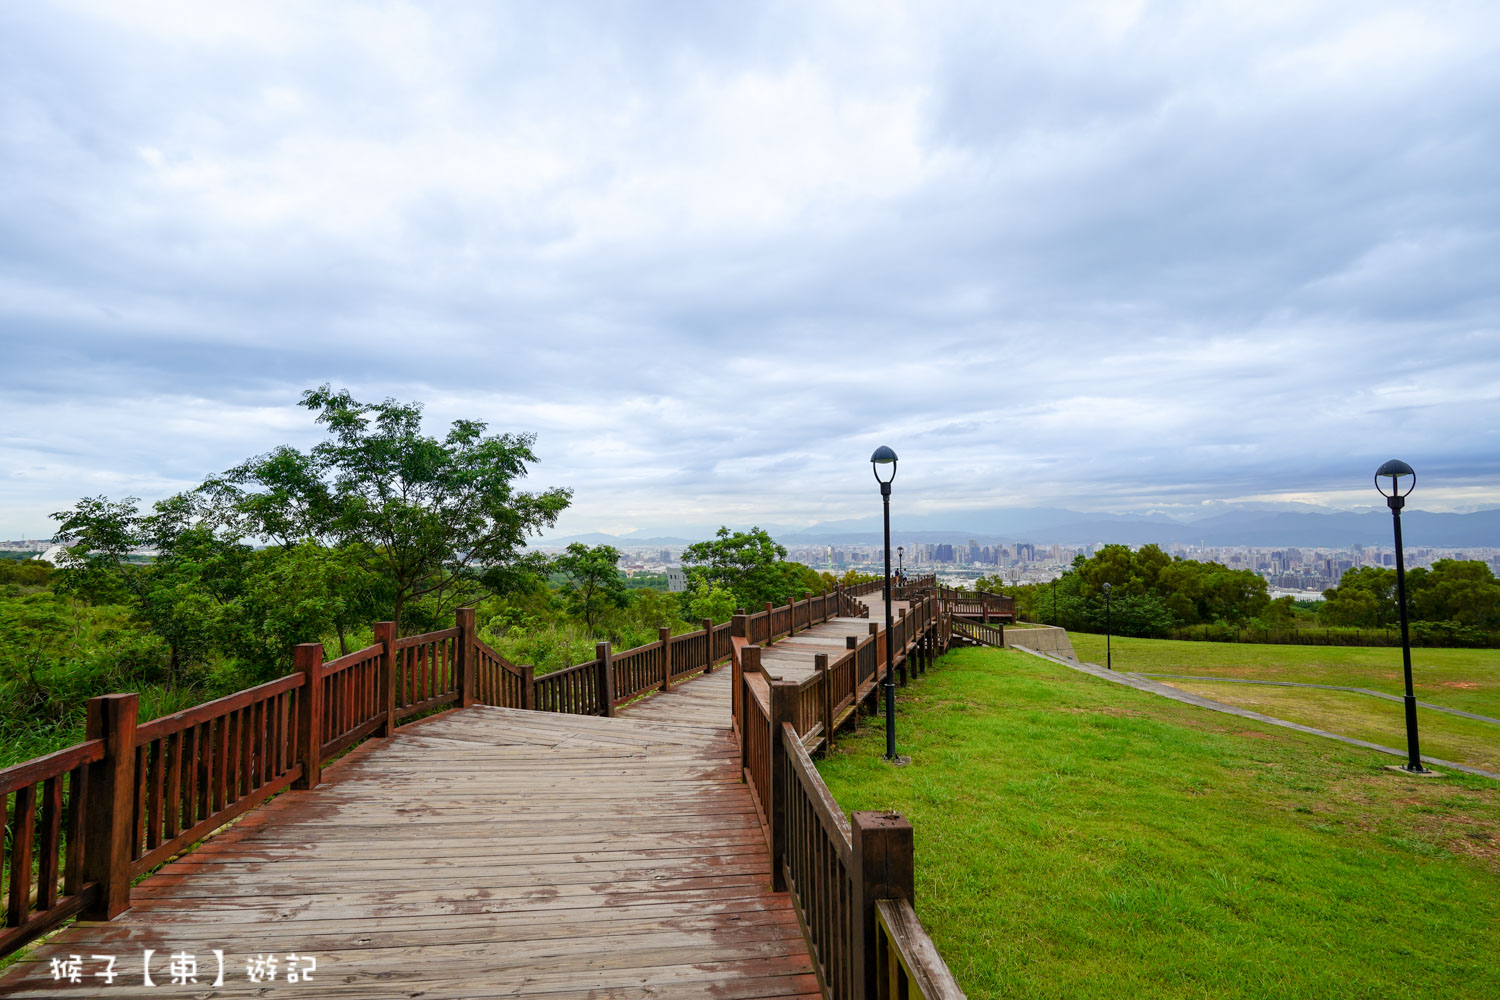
left=1, top=0, right=1498, bottom=540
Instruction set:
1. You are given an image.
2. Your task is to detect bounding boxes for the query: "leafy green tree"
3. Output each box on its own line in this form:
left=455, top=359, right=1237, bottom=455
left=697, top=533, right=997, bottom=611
left=0, top=559, right=53, bottom=587
left=552, top=543, right=627, bottom=634
left=686, top=581, right=738, bottom=623
left=681, top=527, right=791, bottom=610
left=625, top=587, right=688, bottom=632
left=1411, top=560, right=1500, bottom=628
left=204, top=386, right=572, bottom=631
left=1319, top=566, right=1397, bottom=627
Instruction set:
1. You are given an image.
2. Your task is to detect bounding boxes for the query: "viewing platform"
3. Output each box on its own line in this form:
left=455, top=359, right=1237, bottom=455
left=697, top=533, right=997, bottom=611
left=1, top=580, right=962, bottom=999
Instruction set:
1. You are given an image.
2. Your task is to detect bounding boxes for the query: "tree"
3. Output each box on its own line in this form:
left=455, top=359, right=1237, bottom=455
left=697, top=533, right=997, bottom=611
left=681, top=527, right=791, bottom=610
left=1319, top=566, right=1397, bottom=627
left=686, top=582, right=737, bottom=623
left=1411, top=560, right=1500, bottom=628
left=204, top=386, right=572, bottom=632
left=552, top=543, right=627, bottom=634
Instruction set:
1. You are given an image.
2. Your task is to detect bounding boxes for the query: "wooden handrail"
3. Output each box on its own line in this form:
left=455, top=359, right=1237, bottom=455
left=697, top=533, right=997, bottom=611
left=874, top=899, right=966, bottom=999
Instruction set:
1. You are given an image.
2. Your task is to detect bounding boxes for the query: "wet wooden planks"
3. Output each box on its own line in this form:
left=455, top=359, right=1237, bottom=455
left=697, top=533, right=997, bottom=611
left=0, top=682, right=819, bottom=999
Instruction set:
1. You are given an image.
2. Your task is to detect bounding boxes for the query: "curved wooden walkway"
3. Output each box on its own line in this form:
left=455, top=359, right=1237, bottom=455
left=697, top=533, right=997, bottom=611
left=0, top=669, right=820, bottom=999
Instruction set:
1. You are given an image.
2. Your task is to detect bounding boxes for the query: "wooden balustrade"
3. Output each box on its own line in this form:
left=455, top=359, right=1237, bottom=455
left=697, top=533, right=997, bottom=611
left=531, top=657, right=606, bottom=715
left=742, top=678, right=962, bottom=1000
left=874, top=899, right=965, bottom=999
left=952, top=618, right=1005, bottom=648
left=473, top=638, right=530, bottom=708
left=741, top=678, right=773, bottom=843
left=393, top=626, right=462, bottom=720
left=320, top=644, right=386, bottom=758
left=1, top=740, right=103, bottom=954
left=610, top=640, right=662, bottom=702
left=131, top=673, right=304, bottom=879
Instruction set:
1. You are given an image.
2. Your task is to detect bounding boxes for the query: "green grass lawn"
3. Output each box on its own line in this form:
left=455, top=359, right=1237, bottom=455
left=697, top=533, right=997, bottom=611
left=1068, top=633, right=1500, bottom=716
left=1164, top=680, right=1500, bottom=773
left=1065, top=634, right=1500, bottom=773
left=817, top=647, right=1500, bottom=1000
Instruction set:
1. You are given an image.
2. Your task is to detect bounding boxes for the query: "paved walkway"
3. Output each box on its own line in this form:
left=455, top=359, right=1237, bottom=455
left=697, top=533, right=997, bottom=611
left=0, top=670, right=820, bottom=999
left=1007, top=645, right=1500, bottom=780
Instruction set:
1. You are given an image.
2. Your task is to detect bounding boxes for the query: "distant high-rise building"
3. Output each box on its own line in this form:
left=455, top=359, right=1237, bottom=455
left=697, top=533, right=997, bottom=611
left=936, top=543, right=954, bottom=563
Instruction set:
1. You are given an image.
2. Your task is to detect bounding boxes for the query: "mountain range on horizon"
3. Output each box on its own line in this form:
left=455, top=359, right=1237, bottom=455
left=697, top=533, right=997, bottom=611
left=540, top=503, right=1500, bottom=551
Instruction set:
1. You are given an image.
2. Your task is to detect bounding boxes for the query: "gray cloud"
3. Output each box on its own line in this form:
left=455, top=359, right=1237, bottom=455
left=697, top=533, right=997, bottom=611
left=2, top=1, right=1498, bottom=540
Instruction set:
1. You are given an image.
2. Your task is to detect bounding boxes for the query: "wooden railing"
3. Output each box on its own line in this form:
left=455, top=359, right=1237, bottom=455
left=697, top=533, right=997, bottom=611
left=474, top=636, right=531, bottom=708
left=1, top=738, right=102, bottom=955
left=735, top=593, right=964, bottom=999
left=320, top=642, right=386, bottom=758
left=131, top=673, right=304, bottom=878
left=393, top=626, right=461, bottom=719
left=935, top=587, right=1015, bottom=622
left=875, top=898, right=965, bottom=999
left=951, top=618, right=1005, bottom=648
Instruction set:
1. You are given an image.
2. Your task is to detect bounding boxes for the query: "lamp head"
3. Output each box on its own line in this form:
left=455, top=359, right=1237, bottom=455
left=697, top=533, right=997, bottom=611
left=1374, top=459, right=1415, bottom=500
left=870, top=445, right=898, bottom=485
left=1102, top=582, right=1112, bottom=596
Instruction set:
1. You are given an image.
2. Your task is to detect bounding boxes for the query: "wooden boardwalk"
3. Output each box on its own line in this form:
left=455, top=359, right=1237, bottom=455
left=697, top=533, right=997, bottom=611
left=0, top=669, right=820, bottom=999
left=755, top=599, right=908, bottom=686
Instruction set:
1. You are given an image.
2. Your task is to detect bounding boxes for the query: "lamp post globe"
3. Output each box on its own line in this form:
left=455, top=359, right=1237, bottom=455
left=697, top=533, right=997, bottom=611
left=1376, top=460, right=1430, bottom=774
left=1102, top=582, right=1113, bottom=672
left=870, top=445, right=903, bottom=764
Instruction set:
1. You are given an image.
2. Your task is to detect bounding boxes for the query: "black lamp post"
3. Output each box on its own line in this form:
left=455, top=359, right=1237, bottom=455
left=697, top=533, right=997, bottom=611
left=1102, top=582, right=1113, bottom=671
left=897, top=546, right=904, bottom=588
left=1377, top=459, right=1430, bottom=774
left=871, top=445, right=903, bottom=764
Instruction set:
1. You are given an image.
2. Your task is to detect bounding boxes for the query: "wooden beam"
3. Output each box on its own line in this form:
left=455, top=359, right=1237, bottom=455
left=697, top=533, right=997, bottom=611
left=81, top=692, right=138, bottom=920
left=293, top=644, right=323, bottom=790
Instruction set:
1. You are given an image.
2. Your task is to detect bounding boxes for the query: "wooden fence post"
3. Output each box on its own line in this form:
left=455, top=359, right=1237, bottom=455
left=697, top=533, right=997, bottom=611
left=702, top=619, right=715, bottom=673
left=293, top=643, right=323, bottom=790
left=595, top=641, right=616, bottom=717
left=81, top=693, right=138, bottom=920
left=765, top=602, right=775, bottom=643
left=852, top=811, right=916, bottom=1000
left=846, top=636, right=860, bottom=712
left=521, top=665, right=535, bottom=710
left=815, top=653, right=833, bottom=751
left=455, top=607, right=476, bottom=708
left=737, top=646, right=760, bottom=768
left=768, top=679, right=799, bottom=892
left=373, top=621, right=396, bottom=736
left=658, top=627, right=672, bottom=691
left=732, top=612, right=748, bottom=638
left=898, top=608, right=909, bottom=687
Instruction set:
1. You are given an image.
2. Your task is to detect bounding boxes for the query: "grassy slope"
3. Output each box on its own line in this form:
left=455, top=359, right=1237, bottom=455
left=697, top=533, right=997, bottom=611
left=1168, top=680, right=1500, bottom=774
left=1068, top=633, right=1500, bottom=715
left=817, top=647, right=1500, bottom=1000
left=1067, top=634, right=1500, bottom=773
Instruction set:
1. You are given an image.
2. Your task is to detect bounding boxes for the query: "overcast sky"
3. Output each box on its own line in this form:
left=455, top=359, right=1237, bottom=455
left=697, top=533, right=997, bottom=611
left=2, top=1, right=1497, bottom=541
